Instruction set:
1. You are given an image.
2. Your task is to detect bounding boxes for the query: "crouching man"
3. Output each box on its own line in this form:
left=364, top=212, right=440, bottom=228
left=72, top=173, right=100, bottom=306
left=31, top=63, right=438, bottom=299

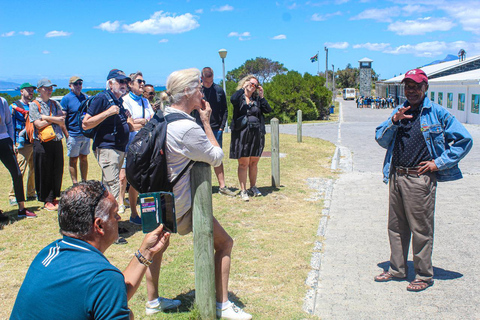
left=10, top=180, right=170, bottom=319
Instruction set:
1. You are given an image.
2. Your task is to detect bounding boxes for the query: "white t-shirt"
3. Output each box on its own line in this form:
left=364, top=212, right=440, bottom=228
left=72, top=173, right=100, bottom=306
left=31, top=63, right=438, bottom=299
left=164, top=107, right=224, bottom=218
left=123, top=93, right=154, bottom=139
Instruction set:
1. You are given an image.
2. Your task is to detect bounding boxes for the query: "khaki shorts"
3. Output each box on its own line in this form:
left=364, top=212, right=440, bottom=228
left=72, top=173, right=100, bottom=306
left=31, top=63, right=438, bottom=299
left=176, top=208, right=193, bottom=235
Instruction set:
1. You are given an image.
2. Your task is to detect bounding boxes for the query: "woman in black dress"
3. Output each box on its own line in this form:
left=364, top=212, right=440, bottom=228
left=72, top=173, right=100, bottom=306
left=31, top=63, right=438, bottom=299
left=230, top=75, right=272, bottom=201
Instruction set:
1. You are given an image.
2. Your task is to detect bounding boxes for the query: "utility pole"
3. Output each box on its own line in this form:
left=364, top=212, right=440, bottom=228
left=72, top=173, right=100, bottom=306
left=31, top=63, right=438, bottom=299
left=332, top=64, right=335, bottom=101
left=324, top=47, right=328, bottom=89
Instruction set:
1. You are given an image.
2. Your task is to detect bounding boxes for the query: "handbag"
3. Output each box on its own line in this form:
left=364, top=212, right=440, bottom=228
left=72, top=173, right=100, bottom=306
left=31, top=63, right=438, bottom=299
left=233, top=115, right=248, bottom=131
left=33, top=100, right=56, bottom=143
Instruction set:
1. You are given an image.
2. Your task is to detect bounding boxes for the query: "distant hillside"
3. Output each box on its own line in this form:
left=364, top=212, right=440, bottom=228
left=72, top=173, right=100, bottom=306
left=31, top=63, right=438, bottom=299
left=423, top=54, right=458, bottom=67
left=0, top=80, right=21, bottom=90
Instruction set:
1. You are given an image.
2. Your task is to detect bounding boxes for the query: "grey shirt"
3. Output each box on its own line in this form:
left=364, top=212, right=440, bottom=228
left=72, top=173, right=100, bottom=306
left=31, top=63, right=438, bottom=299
left=29, top=98, right=64, bottom=141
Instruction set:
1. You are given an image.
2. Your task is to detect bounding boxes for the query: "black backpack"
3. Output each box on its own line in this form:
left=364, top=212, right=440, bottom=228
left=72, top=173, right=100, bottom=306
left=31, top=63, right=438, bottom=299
left=77, top=92, right=115, bottom=138
left=126, top=109, right=194, bottom=193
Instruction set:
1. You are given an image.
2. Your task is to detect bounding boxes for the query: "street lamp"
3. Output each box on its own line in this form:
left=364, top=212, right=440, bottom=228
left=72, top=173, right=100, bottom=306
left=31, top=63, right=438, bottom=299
left=218, top=48, right=228, bottom=132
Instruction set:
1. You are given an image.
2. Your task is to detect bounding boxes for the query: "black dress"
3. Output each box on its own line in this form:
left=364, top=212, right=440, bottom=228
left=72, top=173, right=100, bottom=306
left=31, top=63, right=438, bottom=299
left=229, top=89, right=272, bottom=159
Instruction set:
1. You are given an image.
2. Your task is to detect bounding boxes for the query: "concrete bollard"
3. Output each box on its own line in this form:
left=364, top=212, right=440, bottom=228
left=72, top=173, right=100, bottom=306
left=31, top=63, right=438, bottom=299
left=297, top=110, right=303, bottom=143
left=191, top=162, right=216, bottom=319
left=271, top=118, right=280, bottom=187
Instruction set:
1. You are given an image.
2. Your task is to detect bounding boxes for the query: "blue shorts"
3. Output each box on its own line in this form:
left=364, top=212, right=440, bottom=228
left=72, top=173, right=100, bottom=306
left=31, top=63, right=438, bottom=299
left=213, top=129, right=223, bottom=148
left=67, top=135, right=91, bottom=157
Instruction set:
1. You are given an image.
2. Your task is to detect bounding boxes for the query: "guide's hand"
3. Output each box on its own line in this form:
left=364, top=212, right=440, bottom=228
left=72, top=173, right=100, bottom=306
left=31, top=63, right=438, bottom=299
left=418, top=160, right=438, bottom=175
left=392, top=106, right=412, bottom=123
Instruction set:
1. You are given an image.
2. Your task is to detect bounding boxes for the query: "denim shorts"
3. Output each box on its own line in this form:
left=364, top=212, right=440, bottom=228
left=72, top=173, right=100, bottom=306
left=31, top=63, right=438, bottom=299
left=67, top=135, right=91, bottom=157
left=213, top=129, right=223, bottom=148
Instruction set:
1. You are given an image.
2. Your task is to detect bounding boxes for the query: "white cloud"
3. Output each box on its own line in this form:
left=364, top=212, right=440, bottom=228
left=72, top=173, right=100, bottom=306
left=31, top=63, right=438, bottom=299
left=158, top=39, right=169, bottom=43
left=95, top=20, right=121, bottom=32
left=334, top=0, right=349, bottom=4
left=287, top=2, right=298, bottom=9
left=311, top=11, right=342, bottom=21
left=401, top=4, right=431, bottom=15
left=384, top=41, right=447, bottom=57
left=19, top=31, right=34, bottom=36
left=388, top=17, right=455, bottom=35
left=325, top=41, right=349, bottom=49
left=1, top=31, right=15, bottom=37
left=351, top=7, right=400, bottom=22
left=228, top=31, right=251, bottom=41
left=122, top=11, right=199, bottom=34
left=45, top=30, right=72, bottom=38
left=42, top=50, right=50, bottom=54
left=195, top=9, right=204, bottom=14
left=353, top=42, right=390, bottom=51
left=442, top=2, right=480, bottom=35
left=212, top=5, right=234, bottom=12
left=272, top=34, right=287, bottom=40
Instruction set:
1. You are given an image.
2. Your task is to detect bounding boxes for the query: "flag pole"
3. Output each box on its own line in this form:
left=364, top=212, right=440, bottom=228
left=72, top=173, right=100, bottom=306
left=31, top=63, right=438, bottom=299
left=317, top=51, right=319, bottom=75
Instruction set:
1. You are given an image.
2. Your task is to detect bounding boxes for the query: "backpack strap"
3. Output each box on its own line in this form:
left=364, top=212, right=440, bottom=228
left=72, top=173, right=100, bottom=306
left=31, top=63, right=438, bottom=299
left=104, top=91, right=118, bottom=135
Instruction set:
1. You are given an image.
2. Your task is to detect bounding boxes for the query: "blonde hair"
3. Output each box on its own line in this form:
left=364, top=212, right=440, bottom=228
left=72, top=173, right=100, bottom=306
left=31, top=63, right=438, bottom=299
left=160, top=68, right=201, bottom=107
left=237, top=74, right=259, bottom=98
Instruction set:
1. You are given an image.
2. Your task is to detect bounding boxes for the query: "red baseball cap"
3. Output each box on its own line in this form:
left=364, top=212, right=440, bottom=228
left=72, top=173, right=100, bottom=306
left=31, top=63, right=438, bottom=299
left=402, top=69, right=428, bottom=84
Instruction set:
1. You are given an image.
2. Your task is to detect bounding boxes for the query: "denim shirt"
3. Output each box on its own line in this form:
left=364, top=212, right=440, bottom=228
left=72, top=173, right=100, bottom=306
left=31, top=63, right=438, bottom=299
left=375, top=96, right=473, bottom=184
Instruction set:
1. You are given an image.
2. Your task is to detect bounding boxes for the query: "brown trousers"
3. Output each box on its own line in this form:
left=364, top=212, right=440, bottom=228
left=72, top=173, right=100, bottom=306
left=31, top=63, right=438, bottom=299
left=388, top=171, right=437, bottom=281
left=9, top=143, right=35, bottom=199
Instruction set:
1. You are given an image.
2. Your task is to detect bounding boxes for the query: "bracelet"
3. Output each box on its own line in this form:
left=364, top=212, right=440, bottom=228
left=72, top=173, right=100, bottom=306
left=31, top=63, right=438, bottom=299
left=135, top=250, right=153, bottom=267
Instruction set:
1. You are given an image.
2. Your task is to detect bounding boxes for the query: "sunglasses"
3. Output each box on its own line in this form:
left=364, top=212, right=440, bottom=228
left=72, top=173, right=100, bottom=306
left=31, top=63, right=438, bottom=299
left=73, top=81, right=83, bottom=86
left=148, top=92, right=155, bottom=96
left=135, top=79, right=146, bottom=85
left=117, top=79, right=129, bottom=85
left=250, top=82, right=259, bottom=88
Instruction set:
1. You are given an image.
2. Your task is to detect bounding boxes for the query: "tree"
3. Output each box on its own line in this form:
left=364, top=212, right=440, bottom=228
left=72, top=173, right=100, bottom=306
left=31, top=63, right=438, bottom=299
left=226, top=57, right=287, bottom=84
left=335, top=64, right=359, bottom=89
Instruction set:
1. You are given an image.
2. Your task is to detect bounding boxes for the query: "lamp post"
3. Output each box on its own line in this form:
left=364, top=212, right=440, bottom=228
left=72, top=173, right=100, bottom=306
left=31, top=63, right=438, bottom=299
left=218, top=48, right=228, bottom=132
left=324, top=46, right=328, bottom=89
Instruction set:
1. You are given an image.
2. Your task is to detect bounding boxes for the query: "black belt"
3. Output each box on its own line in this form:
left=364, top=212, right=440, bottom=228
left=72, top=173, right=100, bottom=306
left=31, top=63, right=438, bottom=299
left=395, top=166, right=421, bottom=175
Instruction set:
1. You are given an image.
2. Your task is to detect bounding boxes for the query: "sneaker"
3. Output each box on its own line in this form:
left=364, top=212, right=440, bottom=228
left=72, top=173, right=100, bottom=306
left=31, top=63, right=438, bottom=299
left=239, top=190, right=249, bottom=202
left=129, top=215, right=142, bottom=225
left=44, top=202, right=58, bottom=211
left=52, top=199, right=59, bottom=206
left=219, top=187, right=236, bottom=197
left=249, top=186, right=262, bottom=197
left=145, top=297, right=181, bottom=315
left=118, top=204, right=126, bottom=214
left=26, top=195, right=37, bottom=201
left=114, top=236, right=128, bottom=245
left=216, top=303, right=252, bottom=320
left=9, top=198, right=17, bottom=206
left=18, top=208, right=37, bottom=218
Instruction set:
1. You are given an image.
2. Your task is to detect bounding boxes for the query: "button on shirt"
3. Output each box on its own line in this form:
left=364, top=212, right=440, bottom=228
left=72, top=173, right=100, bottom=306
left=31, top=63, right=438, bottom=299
left=392, top=106, right=432, bottom=168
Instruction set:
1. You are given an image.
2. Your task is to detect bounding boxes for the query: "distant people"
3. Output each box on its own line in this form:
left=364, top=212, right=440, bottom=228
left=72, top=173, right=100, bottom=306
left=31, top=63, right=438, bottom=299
left=61, top=76, right=90, bottom=184
left=230, top=75, right=272, bottom=201
left=9, top=83, right=36, bottom=206
left=82, top=69, right=132, bottom=245
left=0, top=96, right=36, bottom=220
left=10, top=180, right=171, bottom=319
left=121, top=71, right=154, bottom=224
left=30, top=79, right=67, bottom=211
left=194, top=67, right=235, bottom=196
left=375, top=69, right=473, bottom=292
left=143, top=84, right=156, bottom=104
left=144, top=68, right=252, bottom=319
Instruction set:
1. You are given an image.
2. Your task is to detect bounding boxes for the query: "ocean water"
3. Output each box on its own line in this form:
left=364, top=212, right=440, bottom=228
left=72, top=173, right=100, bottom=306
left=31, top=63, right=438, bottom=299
left=0, top=86, right=166, bottom=97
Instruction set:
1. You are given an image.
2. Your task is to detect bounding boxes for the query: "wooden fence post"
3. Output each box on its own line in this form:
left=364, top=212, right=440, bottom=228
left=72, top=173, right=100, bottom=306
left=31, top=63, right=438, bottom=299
left=271, top=118, right=280, bottom=187
left=297, top=110, right=302, bottom=143
left=191, top=162, right=216, bottom=319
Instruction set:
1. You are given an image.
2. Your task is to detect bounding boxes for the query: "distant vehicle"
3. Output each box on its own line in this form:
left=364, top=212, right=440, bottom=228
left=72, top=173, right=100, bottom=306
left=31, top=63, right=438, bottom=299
left=343, top=88, right=356, bottom=100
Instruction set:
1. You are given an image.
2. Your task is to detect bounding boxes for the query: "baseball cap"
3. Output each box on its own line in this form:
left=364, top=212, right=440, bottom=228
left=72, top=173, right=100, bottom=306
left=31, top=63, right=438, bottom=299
left=19, top=82, right=36, bottom=90
left=402, top=69, right=428, bottom=84
left=69, top=76, right=83, bottom=84
left=37, top=78, right=57, bottom=88
left=107, top=69, right=131, bottom=81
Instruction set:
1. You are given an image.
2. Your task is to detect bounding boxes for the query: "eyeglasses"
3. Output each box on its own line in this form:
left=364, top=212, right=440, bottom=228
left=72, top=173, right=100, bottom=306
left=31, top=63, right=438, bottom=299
left=135, top=79, right=146, bottom=85
left=73, top=81, right=83, bottom=86
left=148, top=92, right=155, bottom=96
left=198, top=86, right=204, bottom=94
left=117, top=79, right=129, bottom=85
left=91, top=183, right=107, bottom=218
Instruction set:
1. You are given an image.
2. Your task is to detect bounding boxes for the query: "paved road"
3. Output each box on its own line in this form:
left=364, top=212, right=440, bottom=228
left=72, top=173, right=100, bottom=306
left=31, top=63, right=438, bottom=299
left=278, top=101, right=480, bottom=319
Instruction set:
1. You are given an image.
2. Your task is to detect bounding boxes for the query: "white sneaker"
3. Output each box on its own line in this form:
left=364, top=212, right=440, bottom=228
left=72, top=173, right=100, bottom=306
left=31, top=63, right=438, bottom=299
left=145, top=297, right=181, bottom=315
left=118, top=204, right=125, bottom=214
left=239, top=190, right=249, bottom=202
left=216, top=303, right=252, bottom=320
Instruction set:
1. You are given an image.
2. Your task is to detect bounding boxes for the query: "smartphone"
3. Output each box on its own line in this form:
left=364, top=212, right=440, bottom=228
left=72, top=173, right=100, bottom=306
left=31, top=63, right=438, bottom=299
left=139, top=192, right=177, bottom=234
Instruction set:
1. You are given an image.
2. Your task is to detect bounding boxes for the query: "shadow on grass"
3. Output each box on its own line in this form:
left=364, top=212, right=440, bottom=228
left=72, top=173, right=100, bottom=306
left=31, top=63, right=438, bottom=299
left=0, top=205, right=42, bottom=226
left=118, top=220, right=142, bottom=239
left=212, top=185, right=281, bottom=197
left=377, top=261, right=463, bottom=281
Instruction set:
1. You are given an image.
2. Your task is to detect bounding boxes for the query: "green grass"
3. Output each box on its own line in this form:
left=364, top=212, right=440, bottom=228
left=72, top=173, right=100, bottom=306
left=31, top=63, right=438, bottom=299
left=0, top=132, right=336, bottom=319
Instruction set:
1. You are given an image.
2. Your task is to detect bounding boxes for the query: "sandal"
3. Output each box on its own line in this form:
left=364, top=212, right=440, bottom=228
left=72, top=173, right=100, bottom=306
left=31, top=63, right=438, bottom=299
left=374, top=271, right=405, bottom=282
left=407, top=279, right=433, bottom=292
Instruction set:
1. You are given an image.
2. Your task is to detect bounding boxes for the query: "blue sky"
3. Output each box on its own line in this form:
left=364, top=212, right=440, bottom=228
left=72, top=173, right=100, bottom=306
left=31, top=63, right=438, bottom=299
left=1, top=0, right=479, bottom=87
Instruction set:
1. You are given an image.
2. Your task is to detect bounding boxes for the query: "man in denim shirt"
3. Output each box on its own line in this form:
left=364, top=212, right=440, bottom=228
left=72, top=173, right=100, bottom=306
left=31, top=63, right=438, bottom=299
left=374, top=69, right=472, bottom=292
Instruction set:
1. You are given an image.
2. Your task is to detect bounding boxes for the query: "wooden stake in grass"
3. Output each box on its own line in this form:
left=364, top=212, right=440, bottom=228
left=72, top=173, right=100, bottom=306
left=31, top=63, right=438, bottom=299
left=297, top=109, right=303, bottom=143
left=271, top=118, right=280, bottom=187
left=191, top=162, right=216, bottom=319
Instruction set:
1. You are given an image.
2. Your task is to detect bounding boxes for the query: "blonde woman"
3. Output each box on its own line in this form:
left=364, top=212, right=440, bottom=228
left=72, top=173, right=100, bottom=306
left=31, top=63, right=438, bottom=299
left=230, top=75, right=272, bottom=201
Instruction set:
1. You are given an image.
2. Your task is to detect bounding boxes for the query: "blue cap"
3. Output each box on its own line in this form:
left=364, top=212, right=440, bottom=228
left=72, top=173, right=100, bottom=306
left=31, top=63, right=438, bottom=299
left=107, top=69, right=131, bottom=81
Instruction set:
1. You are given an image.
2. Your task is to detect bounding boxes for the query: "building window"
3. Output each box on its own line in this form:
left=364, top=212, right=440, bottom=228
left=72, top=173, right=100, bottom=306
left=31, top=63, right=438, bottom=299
left=431, top=91, right=435, bottom=101
left=458, top=93, right=465, bottom=111
left=472, top=94, right=480, bottom=114
left=438, top=92, right=443, bottom=105
left=447, top=93, right=453, bottom=109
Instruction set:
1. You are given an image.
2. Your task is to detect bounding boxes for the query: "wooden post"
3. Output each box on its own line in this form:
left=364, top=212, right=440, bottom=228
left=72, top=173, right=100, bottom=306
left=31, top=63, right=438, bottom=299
left=297, top=110, right=302, bottom=143
left=271, top=118, right=280, bottom=187
left=191, top=162, right=216, bottom=319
